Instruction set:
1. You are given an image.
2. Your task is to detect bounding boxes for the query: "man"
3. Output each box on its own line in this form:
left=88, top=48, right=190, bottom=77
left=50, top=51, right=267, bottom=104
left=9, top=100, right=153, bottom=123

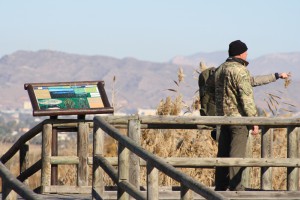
left=214, top=40, right=289, bottom=191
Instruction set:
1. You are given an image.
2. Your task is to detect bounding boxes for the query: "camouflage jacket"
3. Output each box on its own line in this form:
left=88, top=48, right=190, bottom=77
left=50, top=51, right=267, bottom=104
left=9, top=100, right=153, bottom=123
left=215, top=58, right=260, bottom=117
left=250, top=74, right=276, bottom=87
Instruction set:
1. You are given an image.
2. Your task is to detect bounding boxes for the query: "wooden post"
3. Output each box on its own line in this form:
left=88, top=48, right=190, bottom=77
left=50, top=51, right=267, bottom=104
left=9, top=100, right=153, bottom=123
left=41, top=123, right=53, bottom=193
left=92, top=126, right=105, bottom=199
left=20, top=142, right=29, bottom=186
left=118, top=143, right=129, bottom=200
left=242, top=131, right=253, bottom=188
left=287, top=126, right=299, bottom=191
left=147, top=162, right=158, bottom=200
left=77, top=122, right=89, bottom=187
left=128, top=119, right=141, bottom=197
left=51, top=128, right=58, bottom=185
left=181, top=184, right=193, bottom=200
left=261, top=126, right=273, bottom=190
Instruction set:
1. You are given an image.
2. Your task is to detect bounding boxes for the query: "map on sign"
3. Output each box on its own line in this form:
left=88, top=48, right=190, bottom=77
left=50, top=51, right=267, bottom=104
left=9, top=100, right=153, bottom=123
left=33, top=85, right=104, bottom=110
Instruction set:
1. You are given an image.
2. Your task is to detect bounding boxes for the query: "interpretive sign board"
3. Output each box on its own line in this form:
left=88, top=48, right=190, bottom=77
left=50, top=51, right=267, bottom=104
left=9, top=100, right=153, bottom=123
left=24, top=81, right=113, bottom=116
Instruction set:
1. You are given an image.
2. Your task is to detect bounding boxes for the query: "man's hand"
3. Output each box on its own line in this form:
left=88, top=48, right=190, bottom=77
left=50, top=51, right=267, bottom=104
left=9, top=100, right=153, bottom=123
left=279, top=72, right=291, bottom=79
left=251, top=125, right=259, bottom=135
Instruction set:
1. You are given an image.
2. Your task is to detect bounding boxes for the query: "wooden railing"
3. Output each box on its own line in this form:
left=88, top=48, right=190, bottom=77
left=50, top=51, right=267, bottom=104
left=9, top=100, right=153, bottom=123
left=92, top=115, right=300, bottom=199
left=0, top=161, right=41, bottom=200
left=0, top=118, right=95, bottom=198
left=38, top=119, right=94, bottom=194
left=0, top=122, right=44, bottom=200
left=1, top=115, right=299, bottom=199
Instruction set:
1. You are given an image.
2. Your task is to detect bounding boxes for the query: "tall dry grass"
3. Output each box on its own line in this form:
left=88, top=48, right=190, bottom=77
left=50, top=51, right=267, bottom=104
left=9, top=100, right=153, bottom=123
left=140, top=128, right=217, bottom=187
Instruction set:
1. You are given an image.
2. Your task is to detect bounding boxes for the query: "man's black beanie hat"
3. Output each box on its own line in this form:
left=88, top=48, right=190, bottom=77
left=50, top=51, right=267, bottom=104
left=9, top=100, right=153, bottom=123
left=228, top=40, right=248, bottom=56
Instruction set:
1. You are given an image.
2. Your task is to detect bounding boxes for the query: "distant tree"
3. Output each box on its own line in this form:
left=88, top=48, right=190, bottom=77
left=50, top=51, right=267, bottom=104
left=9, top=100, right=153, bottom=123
left=0, top=116, right=5, bottom=126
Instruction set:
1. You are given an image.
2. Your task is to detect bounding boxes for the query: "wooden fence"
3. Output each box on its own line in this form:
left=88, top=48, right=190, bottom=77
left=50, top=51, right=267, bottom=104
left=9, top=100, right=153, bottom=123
left=93, top=115, right=300, bottom=199
left=0, top=115, right=300, bottom=199
left=0, top=161, right=42, bottom=200
left=0, top=122, right=44, bottom=200
left=0, top=119, right=95, bottom=198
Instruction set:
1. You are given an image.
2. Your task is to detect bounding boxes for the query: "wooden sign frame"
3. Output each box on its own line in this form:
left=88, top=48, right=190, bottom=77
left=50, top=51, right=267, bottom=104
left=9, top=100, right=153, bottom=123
left=24, top=81, right=114, bottom=116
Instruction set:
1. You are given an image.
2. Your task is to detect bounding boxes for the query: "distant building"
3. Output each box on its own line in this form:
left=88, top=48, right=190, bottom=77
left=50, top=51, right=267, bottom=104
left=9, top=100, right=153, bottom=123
left=137, top=108, right=157, bottom=116
left=23, top=101, right=32, bottom=110
left=113, top=112, right=127, bottom=116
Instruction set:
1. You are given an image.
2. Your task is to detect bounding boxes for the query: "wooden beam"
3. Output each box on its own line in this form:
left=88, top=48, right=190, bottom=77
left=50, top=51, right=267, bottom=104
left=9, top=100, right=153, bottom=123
left=287, top=126, right=299, bottom=191
left=88, top=156, right=300, bottom=167
left=77, top=122, right=89, bottom=187
left=17, top=159, right=42, bottom=182
left=100, top=115, right=300, bottom=126
left=1, top=122, right=43, bottom=164
left=243, top=132, right=254, bottom=188
left=41, top=185, right=91, bottom=194
left=41, top=123, right=52, bottom=193
left=51, top=128, right=58, bottom=185
left=261, top=127, right=273, bottom=190
left=50, top=156, right=79, bottom=164
left=147, top=162, right=158, bottom=200
left=92, top=127, right=105, bottom=199
left=181, top=183, right=193, bottom=200
left=128, top=119, right=141, bottom=193
left=118, top=143, right=129, bottom=200
left=0, top=161, right=42, bottom=200
left=19, top=142, right=29, bottom=186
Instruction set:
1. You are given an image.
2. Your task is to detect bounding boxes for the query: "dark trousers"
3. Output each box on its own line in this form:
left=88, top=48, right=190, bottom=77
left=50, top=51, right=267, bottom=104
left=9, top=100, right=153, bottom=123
left=215, top=125, right=248, bottom=191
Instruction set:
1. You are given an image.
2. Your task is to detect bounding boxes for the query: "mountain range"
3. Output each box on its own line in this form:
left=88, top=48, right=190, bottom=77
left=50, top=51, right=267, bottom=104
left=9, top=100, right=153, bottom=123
left=0, top=50, right=299, bottom=115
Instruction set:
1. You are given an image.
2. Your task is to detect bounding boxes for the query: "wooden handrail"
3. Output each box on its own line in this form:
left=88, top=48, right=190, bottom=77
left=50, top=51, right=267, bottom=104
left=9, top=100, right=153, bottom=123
left=91, top=157, right=300, bottom=167
left=92, top=115, right=300, bottom=199
left=94, top=116, right=228, bottom=200
left=1, top=121, right=44, bottom=164
left=101, top=115, right=300, bottom=126
left=0, top=161, right=41, bottom=200
left=0, top=122, right=44, bottom=199
left=1, top=115, right=297, bottom=199
left=94, top=154, right=146, bottom=199
left=17, top=159, right=42, bottom=182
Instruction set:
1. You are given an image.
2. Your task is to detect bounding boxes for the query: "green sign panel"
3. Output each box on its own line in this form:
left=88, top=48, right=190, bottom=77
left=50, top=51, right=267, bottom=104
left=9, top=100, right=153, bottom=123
left=34, top=85, right=103, bottom=110
left=25, top=81, right=113, bottom=116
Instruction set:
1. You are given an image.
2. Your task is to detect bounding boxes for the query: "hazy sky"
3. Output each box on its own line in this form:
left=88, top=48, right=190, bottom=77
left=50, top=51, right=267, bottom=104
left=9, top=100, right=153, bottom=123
left=1, top=0, right=300, bottom=62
